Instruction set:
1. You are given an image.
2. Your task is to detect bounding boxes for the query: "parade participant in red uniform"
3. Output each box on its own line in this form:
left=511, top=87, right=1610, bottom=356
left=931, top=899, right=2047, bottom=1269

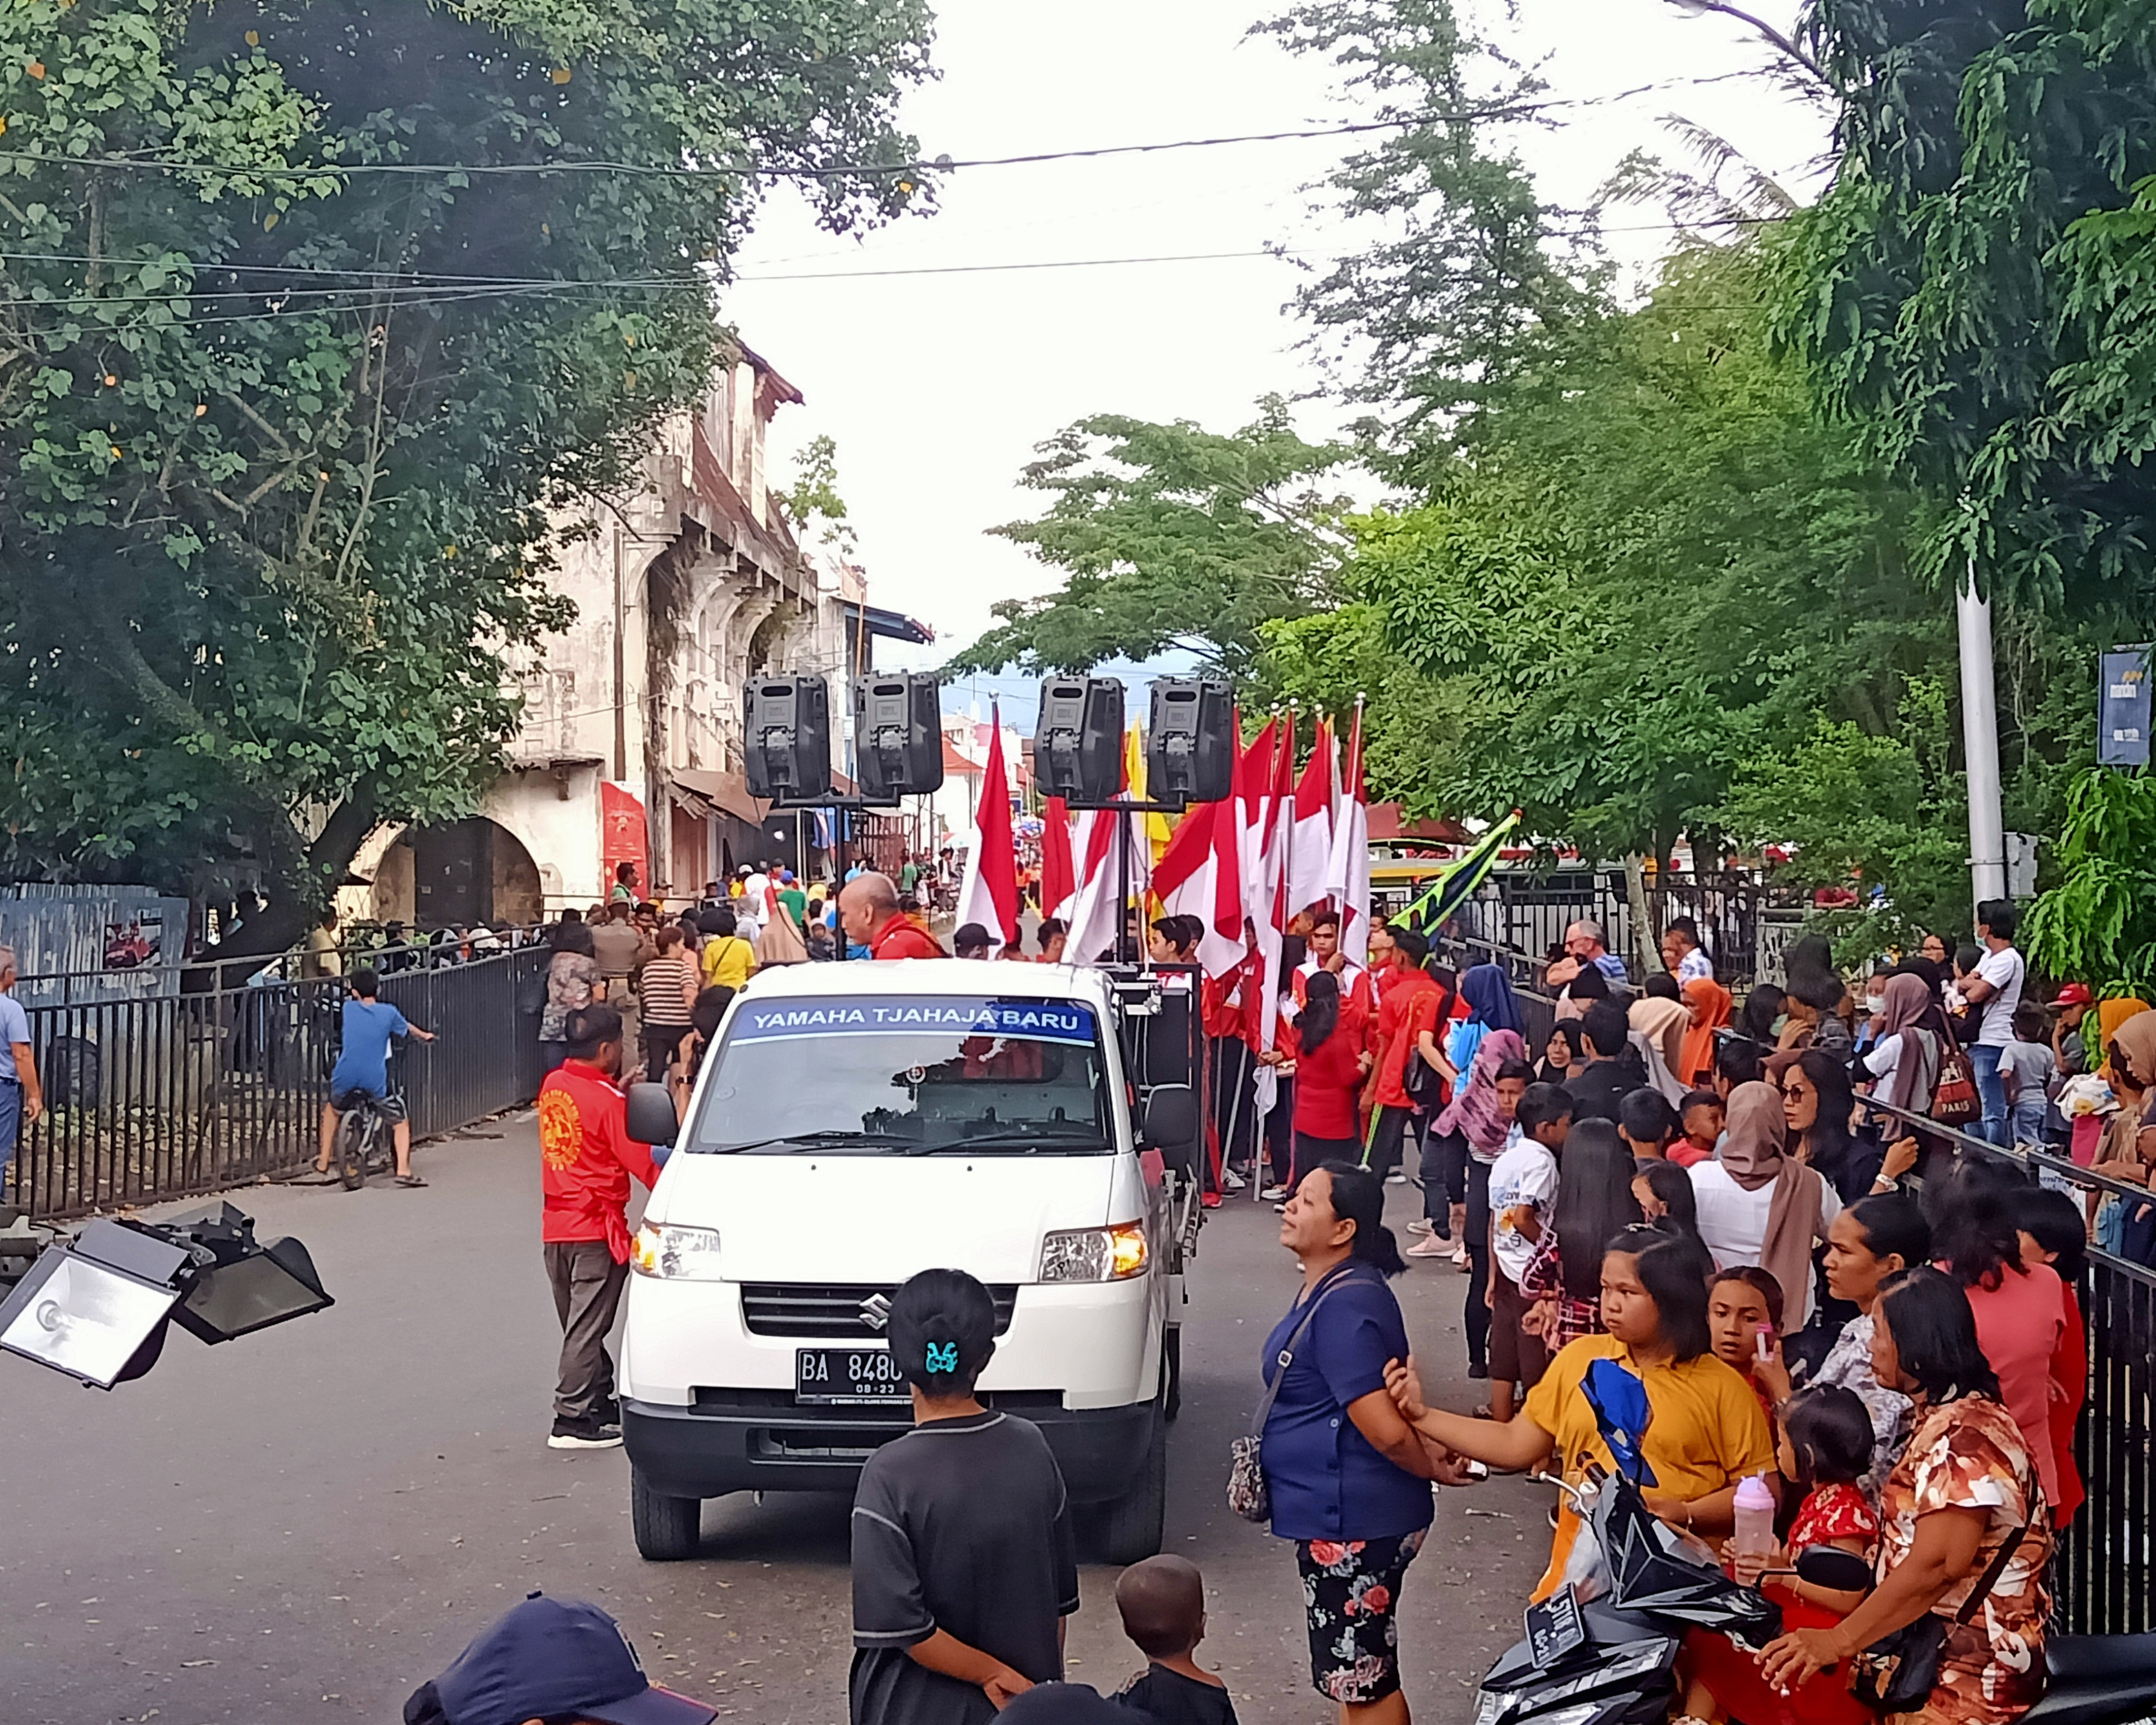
left=1364, top=928, right=1442, bottom=1184
left=842, top=871, right=946, bottom=960
left=1287, top=910, right=1374, bottom=1046
left=1203, top=946, right=1258, bottom=1201
left=537, top=1004, right=659, bottom=1451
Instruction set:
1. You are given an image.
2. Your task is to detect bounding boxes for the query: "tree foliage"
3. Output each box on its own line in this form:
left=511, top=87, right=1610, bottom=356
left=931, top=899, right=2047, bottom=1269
left=2024, top=765, right=2156, bottom=997
left=1776, top=0, right=2156, bottom=609
left=949, top=398, right=1354, bottom=678
left=0, top=0, right=932, bottom=947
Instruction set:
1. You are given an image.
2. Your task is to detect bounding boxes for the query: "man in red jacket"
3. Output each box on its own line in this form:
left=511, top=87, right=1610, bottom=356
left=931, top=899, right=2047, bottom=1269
left=536, top=1004, right=659, bottom=1450
left=839, top=871, right=945, bottom=960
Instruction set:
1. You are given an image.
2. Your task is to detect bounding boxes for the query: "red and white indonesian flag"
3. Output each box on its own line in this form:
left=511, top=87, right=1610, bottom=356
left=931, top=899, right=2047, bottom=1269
left=953, top=709, right=1021, bottom=944
left=1324, top=707, right=1372, bottom=968
left=1155, top=795, right=1244, bottom=977
left=1040, top=796, right=1077, bottom=923
left=1062, top=770, right=1151, bottom=965
left=1287, top=718, right=1336, bottom=920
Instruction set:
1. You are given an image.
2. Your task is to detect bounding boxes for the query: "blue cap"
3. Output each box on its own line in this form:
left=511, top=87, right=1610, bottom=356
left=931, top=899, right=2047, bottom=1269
left=416, top=1594, right=716, bottom=1725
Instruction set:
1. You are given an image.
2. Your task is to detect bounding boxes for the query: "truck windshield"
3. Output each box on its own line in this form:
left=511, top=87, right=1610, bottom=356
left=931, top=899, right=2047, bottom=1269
left=688, top=993, right=1113, bottom=1154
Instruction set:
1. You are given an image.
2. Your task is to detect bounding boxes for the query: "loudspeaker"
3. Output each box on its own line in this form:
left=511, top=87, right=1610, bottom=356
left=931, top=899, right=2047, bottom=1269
left=1034, top=677, right=1125, bottom=804
left=743, top=676, right=832, bottom=801
left=1146, top=677, right=1235, bottom=806
left=853, top=673, right=944, bottom=800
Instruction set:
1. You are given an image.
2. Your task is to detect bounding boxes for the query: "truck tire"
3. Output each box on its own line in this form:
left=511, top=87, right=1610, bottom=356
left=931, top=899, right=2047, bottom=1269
left=631, top=1466, right=702, bottom=1561
left=1163, top=1327, right=1183, bottom=1423
left=1086, top=1408, right=1166, bottom=1564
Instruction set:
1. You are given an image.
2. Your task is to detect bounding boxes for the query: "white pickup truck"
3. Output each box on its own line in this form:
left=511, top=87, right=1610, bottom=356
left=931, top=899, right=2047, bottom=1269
left=617, top=960, right=1203, bottom=1564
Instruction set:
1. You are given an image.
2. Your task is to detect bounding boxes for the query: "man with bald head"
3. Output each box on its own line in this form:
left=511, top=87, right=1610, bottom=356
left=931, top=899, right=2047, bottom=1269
left=838, top=871, right=944, bottom=960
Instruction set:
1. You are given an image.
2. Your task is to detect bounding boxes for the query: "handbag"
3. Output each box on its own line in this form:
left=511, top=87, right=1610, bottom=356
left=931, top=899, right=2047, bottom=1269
left=1853, top=1525, right=2025, bottom=1713
left=1931, top=1024, right=1981, bottom=1128
left=1227, top=1265, right=1363, bottom=1523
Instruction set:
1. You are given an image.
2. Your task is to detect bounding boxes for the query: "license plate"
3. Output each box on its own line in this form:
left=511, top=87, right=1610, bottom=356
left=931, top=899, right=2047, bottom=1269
left=794, top=1346, right=910, bottom=1405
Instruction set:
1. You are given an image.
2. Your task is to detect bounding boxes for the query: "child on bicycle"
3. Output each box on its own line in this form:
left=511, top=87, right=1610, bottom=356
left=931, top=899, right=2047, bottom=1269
left=316, top=966, right=436, bottom=1187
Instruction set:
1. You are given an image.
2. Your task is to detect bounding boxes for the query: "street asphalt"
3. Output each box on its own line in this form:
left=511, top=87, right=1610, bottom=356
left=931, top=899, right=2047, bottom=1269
left=3, top=1115, right=1549, bottom=1723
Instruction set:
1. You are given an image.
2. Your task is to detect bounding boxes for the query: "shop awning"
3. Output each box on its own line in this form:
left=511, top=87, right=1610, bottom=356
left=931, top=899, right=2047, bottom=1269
left=673, top=768, right=768, bottom=825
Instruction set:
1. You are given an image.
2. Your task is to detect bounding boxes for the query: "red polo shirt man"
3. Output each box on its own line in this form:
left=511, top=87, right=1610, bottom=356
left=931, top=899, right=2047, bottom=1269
left=536, top=1003, right=658, bottom=1450
left=1366, top=927, right=1441, bottom=1183
left=839, top=871, right=945, bottom=960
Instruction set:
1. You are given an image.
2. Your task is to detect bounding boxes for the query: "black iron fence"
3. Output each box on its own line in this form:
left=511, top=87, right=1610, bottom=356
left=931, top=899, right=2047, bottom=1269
left=3, top=946, right=547, bottom=1221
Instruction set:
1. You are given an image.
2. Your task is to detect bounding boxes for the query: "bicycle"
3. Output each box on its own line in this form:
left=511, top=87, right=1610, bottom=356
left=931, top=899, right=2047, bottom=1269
left=330, top=1090, right=400, bottom=1190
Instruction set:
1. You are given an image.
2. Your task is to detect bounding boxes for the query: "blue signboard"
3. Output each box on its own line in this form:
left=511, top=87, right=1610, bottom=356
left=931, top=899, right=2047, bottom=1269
left=732, top=996, right=1098, bottom=1045
left=2100, top=647, right=2153, bottom=768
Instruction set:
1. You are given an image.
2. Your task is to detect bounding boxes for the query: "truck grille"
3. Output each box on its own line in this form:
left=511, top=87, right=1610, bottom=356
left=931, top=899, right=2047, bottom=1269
left=739, top=1283, right=1019, bottom=1339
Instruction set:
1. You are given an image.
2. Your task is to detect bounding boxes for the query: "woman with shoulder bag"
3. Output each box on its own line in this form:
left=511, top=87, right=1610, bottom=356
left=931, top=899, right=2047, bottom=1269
left=1238, top=1162, right=1469, bottom=1724
left=1756, top=1267, right=2053, bottom=1725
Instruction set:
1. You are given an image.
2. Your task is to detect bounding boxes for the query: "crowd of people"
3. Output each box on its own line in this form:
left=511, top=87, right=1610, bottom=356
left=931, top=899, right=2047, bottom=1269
left=1234, top=902, right=2132, bottom=1725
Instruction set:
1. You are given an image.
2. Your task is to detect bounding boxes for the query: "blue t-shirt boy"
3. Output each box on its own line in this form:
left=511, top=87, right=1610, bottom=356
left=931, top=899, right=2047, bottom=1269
left=330, top=998, right=411, bottom=1099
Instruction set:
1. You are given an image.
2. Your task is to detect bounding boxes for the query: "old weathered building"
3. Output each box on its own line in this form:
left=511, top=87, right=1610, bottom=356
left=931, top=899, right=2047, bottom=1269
left=357, top=339, right=928, bottom=929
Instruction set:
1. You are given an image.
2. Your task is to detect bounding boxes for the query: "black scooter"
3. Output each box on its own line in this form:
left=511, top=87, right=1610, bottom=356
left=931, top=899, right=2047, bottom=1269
left=1473, top=1464, right=1793, bottom=1725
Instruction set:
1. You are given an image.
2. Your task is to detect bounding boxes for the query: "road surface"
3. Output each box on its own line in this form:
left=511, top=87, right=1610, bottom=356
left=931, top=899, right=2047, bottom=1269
left=3, top=1114, right=1548, bottom=1722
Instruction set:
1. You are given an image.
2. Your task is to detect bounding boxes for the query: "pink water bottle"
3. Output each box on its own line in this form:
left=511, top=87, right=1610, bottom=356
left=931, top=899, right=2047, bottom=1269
left=1732, top=1472, right=1776, bottom=1560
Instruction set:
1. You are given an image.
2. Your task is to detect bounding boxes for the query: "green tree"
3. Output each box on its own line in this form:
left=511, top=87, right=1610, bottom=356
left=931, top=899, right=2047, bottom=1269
left=1775, top=0, right=2156, bottom=610
left=2024, top=766, right=2156, bottom=997
left=779, top=432, right=858, bottom=558
left=949, top=398, right=1355, bottom=677
left=0, top=0, right=932, bottom=951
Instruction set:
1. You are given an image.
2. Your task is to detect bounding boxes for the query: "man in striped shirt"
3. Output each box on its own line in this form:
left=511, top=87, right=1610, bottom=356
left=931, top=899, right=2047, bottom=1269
left=636, top=924, right=700, bottom=1081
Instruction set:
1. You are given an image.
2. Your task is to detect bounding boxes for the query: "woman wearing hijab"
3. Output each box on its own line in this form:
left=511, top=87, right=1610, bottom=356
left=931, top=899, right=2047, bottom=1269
left=1686, top=1081, right=1841, bottom=1328
left=1630, top=977, right=1692, bottom=1102
left=1429, top=1029, right=1529, bottom=1365
left=1534, top=1021, right=1584, bottom=1088
left=1861, top=971, right=1943, bottom=1119
left=1678, top=978, right=1733, bottom=1089
left=1417, top=964, right=1530, bottom=1271
left=2094, top=1008, right=2156, bottom=1265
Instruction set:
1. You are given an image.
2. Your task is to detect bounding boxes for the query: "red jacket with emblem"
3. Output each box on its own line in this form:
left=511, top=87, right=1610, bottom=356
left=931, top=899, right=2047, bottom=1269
left=538, top=1058, right=660, bottom=1261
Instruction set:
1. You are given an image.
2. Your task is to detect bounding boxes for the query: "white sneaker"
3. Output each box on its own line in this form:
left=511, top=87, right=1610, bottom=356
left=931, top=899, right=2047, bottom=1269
left=1404, top=1231, right=1452, bottom=1258
left=1452, top=1242, right=1472, bottom=1271
left=1260, top=1184, right=1288, bottom=1202
left=1407, top=1217, right=1435, bottom=1236
left=1223, top=1167, right=1248, bottom=1192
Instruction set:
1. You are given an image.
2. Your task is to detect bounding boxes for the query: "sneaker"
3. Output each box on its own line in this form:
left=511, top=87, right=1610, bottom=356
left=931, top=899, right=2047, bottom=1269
left=1406, top=1217, right=1435, bottom=1236
left=1223, top=1167, right=1248, bottom=1192
left=1201, top=1191, right=1223, bottom=1210
left=1404, top=1232, right=1453, bottom=1258
left=1452, top=1242, right=1472, bottom=1271
left=1260, top=1184, right=1288, bottom=1202
left=1386, top=1171, right=1407, bottom=1185
left=548, top=1418, right=623, bottom=1450
left=1468, top=1361, right=1491, bottom=1380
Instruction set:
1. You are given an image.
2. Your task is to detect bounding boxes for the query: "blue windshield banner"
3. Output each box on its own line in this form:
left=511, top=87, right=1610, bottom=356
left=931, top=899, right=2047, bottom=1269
left=731, top=996, right=1099, bottom=1045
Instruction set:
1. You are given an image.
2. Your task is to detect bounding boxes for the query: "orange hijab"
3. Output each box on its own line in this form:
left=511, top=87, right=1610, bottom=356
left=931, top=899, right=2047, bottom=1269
left=1679, top=977, right=1733, bottom=1088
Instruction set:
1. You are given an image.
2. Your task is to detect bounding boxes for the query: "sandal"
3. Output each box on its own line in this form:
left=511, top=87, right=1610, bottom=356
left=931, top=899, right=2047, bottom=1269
left=394, top=1174, right=429, bottom=1188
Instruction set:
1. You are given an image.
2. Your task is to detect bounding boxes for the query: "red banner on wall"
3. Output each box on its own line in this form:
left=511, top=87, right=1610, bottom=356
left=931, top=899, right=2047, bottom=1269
left=600, top=780, right=648, bottom=896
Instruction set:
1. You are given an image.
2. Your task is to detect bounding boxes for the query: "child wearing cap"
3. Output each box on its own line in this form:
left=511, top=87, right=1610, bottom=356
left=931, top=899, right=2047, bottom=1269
left=404, top=1592, right=715, bottom=1725
left=1112, top=1555, right=1237, bottom=1725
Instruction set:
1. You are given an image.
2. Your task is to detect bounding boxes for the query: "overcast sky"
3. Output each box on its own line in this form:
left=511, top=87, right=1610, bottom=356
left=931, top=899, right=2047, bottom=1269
left=720, top=1, right=1826, bottom=715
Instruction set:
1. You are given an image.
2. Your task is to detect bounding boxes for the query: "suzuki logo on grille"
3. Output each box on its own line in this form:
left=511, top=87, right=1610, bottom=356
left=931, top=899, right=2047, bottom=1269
left=859, top=1292, right=893, bottom=1332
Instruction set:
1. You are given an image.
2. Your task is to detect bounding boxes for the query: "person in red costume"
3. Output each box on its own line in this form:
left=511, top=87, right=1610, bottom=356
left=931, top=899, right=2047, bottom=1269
left=842, top=871, right=947, bottom=960
left=537, top=1003, right=659, bottom=1451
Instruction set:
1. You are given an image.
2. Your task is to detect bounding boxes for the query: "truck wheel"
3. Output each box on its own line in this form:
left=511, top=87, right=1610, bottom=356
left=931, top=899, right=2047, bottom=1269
left=1163, top=1327, right=1182, bottom=1423
left=631, top=1466, right=702, bottom=1561
left=1087, top=1409, right=1166, bottom=1564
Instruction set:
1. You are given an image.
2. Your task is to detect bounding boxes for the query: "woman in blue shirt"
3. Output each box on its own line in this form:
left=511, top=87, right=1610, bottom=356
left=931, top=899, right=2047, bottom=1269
left=1260, top=1162, right=1468, bottom=1722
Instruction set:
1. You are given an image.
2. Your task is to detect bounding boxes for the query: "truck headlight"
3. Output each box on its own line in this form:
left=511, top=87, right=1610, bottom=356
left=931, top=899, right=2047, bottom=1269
left=630, top=1223, right=723, bottom=1279
left=1039, top=1222, right=1147, bottom=1283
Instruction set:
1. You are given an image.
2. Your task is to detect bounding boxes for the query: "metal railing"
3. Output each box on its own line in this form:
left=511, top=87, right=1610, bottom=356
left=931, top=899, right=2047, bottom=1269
left=3, top=945, right=548, bottom=1221
left=1854, top=1092, right=2156, bottom=1637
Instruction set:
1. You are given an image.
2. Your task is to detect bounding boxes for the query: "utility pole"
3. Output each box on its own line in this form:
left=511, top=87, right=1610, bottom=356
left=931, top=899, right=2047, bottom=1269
left=1958, top=561, right=2008, bottom=908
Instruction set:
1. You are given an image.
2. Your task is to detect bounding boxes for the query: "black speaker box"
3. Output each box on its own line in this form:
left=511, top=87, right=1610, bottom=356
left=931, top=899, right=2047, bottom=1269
left=853, top=673, right=944, bottom=800
left=1146, top=676, right=1235, bottom=806
left=743, top=676, right=833, bottom=801
left=1034, top=677, right=1125, bottom=803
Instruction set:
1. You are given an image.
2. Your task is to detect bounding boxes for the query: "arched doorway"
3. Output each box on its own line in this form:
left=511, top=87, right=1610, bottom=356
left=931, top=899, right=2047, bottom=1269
left=381, top=817, right=544, bottom=932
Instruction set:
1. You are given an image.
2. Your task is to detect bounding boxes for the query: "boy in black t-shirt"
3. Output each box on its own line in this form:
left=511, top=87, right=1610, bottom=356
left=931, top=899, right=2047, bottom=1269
left=1112, top=1555, right=1237, bottom=1725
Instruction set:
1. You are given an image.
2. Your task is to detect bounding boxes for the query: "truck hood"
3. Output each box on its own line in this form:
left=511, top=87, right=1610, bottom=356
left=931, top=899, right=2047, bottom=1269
left=647, top=1152, right=1124, bottom=1284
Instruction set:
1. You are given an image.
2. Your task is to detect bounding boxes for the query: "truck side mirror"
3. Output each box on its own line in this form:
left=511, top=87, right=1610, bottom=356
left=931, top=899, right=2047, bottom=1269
left=626, top=1081, right=679, bottom=1150
left=1141, top=1084, right=1199, bottom=1175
